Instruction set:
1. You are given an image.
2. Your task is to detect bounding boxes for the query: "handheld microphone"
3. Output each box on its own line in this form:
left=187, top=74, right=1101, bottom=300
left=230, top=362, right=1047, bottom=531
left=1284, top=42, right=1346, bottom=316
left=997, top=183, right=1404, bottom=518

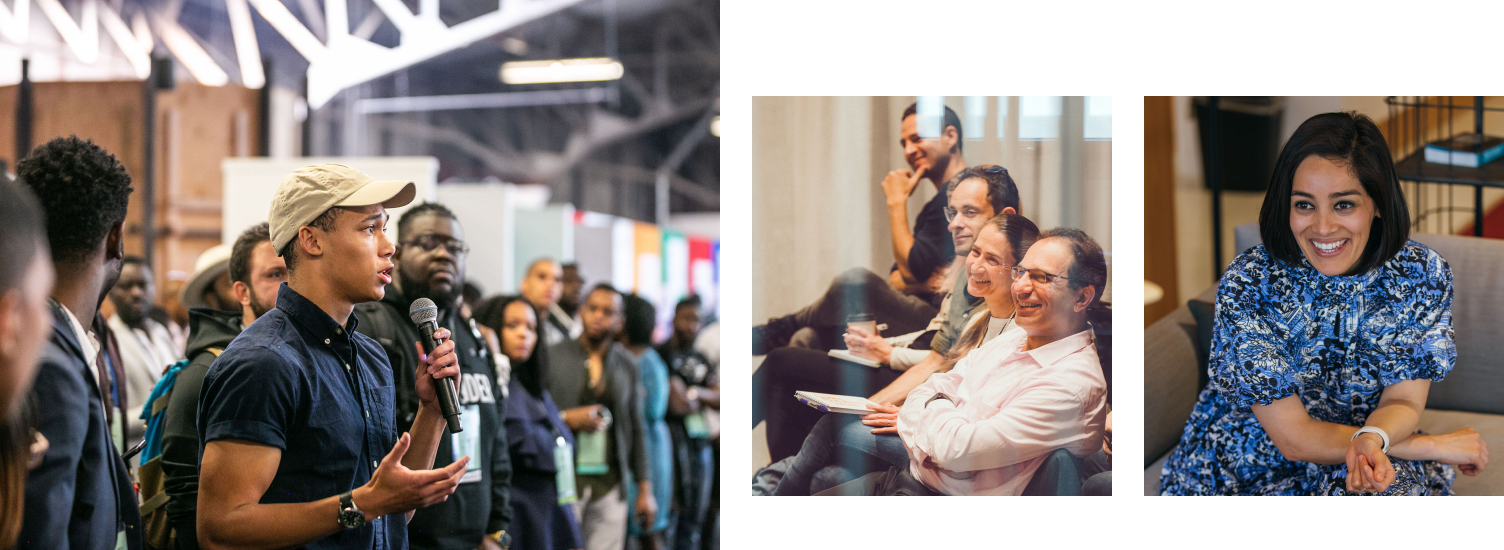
left=409, top=298, right=462, bottom=433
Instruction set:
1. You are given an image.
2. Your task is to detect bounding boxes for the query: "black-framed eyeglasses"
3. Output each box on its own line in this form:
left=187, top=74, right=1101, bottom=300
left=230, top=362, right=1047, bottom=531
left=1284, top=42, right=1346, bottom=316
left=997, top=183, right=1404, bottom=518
left=403, top=234, right=469, bottom=255
left=1009, top=266, right=1071, bottom=286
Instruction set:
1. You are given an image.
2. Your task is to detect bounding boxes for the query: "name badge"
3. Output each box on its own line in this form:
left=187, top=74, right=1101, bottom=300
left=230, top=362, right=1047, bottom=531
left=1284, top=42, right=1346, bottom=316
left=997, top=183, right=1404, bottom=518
left=450, top=404, right=483, bottom=484
left=575, top=430, right=609, bottom=475
left=685, top=411, right=710, bottom=439
left=554, top=437, right=577, bottom=505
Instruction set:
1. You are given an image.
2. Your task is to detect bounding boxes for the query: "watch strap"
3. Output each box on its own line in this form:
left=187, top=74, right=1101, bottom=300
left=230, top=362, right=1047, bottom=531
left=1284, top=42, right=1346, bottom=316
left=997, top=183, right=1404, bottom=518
left=338, top=491, right=365, bottom=529
left=1351, top=426, right=1391, bottom=454
left=924, top=392, right=953, bottom=409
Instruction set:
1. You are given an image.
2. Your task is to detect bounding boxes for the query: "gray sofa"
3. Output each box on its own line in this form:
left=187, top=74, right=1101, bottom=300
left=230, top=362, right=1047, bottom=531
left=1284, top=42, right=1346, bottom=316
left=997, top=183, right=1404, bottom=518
left=1145, top=224, right=1504, bottom=495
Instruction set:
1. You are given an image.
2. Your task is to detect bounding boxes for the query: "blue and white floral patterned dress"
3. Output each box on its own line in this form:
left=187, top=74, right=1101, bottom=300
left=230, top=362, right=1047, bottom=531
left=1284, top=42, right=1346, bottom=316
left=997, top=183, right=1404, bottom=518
left=1160, top=241, right=1457, bottom=495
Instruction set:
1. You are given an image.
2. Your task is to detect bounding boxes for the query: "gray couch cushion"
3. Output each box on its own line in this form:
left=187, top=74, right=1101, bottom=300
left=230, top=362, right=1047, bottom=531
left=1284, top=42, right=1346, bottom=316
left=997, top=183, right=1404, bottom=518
left=1186, top=299, right=1215, bottom=390
left=1410, top=233, right=1504, bottom=415
left=1144, top=305, right=1201, bottom=468
left=1234, top=222, right=1262, bottom=257
left=1146, top=408, right=1504, bottom=495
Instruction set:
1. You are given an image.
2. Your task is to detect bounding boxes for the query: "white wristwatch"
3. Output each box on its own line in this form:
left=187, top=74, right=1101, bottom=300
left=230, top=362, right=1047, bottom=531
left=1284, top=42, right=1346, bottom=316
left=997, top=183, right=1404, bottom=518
left=1351, top=426, right=1391, bottom=454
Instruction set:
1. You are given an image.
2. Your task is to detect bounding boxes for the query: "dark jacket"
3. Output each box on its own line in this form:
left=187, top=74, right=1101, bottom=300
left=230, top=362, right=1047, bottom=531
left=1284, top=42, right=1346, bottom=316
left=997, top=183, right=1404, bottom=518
left=161, top=307, right=244, bottom=550
left=900, top=177, right=961, bottom=283
left=545, top=338, right=650, bottom=488
left=20, top=300, right=143, bottom=550
left=354, top=286, right=512, bottom=549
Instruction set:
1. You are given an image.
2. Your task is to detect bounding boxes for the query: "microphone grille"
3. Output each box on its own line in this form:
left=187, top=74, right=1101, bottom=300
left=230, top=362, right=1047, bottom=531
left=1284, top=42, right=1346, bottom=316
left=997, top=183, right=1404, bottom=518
left=408, top=298, right=439, bottom=325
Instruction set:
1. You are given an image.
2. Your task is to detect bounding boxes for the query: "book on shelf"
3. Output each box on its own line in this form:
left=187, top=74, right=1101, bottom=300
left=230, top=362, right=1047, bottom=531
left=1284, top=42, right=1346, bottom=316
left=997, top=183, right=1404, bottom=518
left=1424, top=133, right=1504, bottom=168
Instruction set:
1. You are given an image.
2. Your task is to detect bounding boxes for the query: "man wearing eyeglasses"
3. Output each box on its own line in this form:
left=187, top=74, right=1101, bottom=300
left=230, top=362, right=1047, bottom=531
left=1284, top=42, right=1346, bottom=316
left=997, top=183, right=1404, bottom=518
left=354, top=203, right=515, bottom=550
left=891, top=227, right=1108, bottom=495
left=755, top=165, right=1019, bottom=463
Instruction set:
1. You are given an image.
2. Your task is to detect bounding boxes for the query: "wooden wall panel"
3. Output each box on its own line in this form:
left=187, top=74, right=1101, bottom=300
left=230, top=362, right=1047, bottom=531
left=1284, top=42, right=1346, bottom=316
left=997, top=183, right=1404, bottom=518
left=1145, top=96, right=1180, bottom=326
left=0, top=81, right=260, bottom=311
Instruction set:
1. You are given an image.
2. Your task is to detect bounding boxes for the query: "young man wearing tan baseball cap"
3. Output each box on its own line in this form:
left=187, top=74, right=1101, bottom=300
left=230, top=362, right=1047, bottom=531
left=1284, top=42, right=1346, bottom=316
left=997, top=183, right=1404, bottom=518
left=195, top=164, right=468, bottom=550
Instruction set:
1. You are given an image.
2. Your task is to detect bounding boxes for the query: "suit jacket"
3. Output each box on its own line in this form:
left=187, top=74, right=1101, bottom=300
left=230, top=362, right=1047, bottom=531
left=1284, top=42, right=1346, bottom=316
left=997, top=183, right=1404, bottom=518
left=545, top=339, right=650, bottom=488
left=19, top=300, right=143, bottom=550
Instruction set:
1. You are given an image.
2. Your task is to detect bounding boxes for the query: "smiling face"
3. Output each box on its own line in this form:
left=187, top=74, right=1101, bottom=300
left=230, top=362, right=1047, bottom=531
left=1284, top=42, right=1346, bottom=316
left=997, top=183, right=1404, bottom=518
left=965, top=224, right=1015, bottom=301
left=1290, top=155, right=1377, bottom=276
left=1011, top=238, right=1092, bottom=343
left=899, top=114, right=951, bottom=181
left=947, top=177, right=997, bottom=255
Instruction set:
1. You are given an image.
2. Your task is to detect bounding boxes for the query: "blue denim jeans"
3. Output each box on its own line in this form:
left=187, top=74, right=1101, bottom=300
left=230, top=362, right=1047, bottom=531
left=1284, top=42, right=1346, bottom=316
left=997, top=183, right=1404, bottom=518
left=770, top=413, right=909, bottom=496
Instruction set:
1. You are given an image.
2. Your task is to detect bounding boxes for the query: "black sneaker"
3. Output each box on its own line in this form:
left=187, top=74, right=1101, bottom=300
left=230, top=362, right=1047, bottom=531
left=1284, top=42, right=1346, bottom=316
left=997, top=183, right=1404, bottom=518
left=752, top=316, right=798, bottom=355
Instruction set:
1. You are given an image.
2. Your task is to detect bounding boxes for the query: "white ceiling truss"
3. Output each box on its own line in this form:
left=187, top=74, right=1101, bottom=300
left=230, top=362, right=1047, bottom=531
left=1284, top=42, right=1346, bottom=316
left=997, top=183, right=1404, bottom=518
left=0, top=0, right=720, bottom=217
left=0, top=0, right=588, bottom=107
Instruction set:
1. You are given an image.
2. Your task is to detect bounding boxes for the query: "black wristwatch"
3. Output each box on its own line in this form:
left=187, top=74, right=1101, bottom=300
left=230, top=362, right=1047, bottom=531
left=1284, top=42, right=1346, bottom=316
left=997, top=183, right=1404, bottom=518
left=924, top=392, right=954, bottom=409
left=338, top=491, right=365, bottom=529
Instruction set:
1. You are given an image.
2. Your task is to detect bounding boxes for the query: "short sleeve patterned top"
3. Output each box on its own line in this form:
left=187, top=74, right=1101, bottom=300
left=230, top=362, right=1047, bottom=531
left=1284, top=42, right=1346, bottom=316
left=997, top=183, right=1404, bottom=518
left=1159, top=241, right=1457, bottom=495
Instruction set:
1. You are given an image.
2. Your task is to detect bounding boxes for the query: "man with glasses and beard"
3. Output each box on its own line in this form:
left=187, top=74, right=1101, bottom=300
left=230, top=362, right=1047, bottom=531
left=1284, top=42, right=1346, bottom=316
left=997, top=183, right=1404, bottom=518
left=355, top=203, right=515, bottom=550
left=161, top=222, right=285, bottom=549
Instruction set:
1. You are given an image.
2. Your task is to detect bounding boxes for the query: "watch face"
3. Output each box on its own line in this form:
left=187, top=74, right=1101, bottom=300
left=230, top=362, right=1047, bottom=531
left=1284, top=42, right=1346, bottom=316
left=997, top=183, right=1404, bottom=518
left=339, top=508, right=364, bottom=529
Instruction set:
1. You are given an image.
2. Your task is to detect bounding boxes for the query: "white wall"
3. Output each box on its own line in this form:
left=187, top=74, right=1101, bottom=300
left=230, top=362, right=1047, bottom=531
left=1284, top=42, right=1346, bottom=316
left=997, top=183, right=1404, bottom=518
left=221, top=156, right=440, bottom=242
left=753, top=96, right=886, bottom=322
left=435, top=183, right=518, bottom=297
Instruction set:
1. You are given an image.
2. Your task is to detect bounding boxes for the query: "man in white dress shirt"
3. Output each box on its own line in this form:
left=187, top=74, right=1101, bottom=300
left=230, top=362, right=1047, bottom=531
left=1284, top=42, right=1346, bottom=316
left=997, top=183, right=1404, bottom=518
left=895, top=227, right=1108, bottom=495
left=106, top=255, right=184, bottom=465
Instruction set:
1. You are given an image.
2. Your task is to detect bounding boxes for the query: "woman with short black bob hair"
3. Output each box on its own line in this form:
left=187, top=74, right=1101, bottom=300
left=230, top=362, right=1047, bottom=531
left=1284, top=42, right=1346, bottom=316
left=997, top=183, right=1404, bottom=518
left=1160, top=111, right=1488, bottom=495
left=1258, top=111, right=1411, bottom=274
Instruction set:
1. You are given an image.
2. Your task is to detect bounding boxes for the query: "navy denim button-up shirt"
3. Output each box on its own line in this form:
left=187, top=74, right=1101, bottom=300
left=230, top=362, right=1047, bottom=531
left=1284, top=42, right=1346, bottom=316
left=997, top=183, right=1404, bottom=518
left=199, top=283, right=404, bottom=550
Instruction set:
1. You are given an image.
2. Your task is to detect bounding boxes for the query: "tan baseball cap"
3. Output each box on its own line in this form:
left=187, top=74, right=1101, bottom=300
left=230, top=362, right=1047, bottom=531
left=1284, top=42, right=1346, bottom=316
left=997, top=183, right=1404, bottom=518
left=268, top=164, right=416, bottom=254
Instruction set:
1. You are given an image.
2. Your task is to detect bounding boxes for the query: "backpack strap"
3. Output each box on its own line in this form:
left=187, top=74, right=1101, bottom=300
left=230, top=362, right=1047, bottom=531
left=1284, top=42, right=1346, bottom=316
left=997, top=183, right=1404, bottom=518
left=148, top=348, right=221, bottom=416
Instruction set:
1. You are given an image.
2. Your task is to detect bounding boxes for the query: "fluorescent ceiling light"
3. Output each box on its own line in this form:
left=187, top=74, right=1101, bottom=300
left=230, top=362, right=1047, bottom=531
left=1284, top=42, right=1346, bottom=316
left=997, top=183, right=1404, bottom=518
left=160, top=23, right=228, bottom=86
left=99, top=3, right=148, bottom=78
left=132, top=13, right=152, bottom=52
left=0, top=0, right=31, bottom=43
left=500, top=57, right=623, bottom=85
left=246, top=0, right=327, bottom=64
left=36, top=0, right=98, bottom=63
left=710, top=116, right=719, bottom=137
left=226, top=0, right=265, bottom=88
